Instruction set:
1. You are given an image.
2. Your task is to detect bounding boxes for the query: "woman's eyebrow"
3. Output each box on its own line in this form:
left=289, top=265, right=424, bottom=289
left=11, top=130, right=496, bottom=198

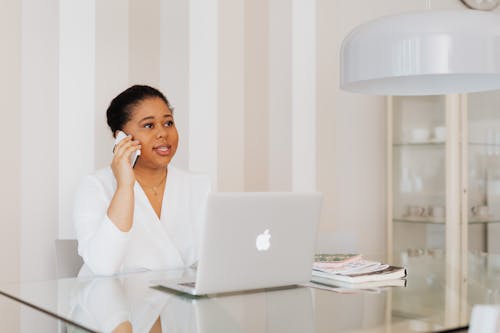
left=139, top=114, right=172, bottom=122
left=139, top=116, right=154, bottom=122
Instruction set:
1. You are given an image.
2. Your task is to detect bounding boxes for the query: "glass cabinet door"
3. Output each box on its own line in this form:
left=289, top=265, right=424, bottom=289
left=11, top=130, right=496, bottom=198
left=467, top=90, right=500, bottom=254
left=390, top=96, right=447, bottom=253
left=388, top=95, right=465, bottom=328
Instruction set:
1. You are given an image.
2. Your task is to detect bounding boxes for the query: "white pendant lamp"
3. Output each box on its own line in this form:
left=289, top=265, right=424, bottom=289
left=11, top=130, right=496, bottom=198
left=340, top=10, right=500, bottom=95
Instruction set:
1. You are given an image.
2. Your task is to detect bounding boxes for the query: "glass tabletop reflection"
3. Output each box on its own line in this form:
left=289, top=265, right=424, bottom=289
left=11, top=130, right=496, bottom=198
left=0, top=251, right=499, bottom=333
left=0, top=293, right=93, bottom=333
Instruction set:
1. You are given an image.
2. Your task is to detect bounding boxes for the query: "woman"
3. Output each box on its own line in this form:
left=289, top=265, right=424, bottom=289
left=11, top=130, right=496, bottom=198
left=74, top=85, right=211, bottom=276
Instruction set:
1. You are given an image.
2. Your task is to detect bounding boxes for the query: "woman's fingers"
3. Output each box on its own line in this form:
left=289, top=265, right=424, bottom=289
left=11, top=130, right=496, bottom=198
left=113, top=135, right=132, bottom=156
left=123, top=142, right=141, bottom=164
left=111, top=136, right=141, bottom=187
left=114, top=136, right=140, bottom=162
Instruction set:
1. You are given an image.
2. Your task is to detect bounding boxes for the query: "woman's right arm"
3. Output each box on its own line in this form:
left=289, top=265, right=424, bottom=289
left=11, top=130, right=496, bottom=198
left=74, top=175, right=131, bottom=275
left=107, top=135, right=141, bottom=232
left=74, top=136, right=141, bottom=275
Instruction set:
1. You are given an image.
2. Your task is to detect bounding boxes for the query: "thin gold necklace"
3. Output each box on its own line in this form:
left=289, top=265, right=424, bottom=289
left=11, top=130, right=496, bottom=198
left=137, top=173, right=167, bottom=196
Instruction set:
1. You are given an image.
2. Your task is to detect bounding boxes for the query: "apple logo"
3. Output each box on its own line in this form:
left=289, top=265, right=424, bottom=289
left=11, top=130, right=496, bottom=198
left=256, top=229, right=271, bottom=251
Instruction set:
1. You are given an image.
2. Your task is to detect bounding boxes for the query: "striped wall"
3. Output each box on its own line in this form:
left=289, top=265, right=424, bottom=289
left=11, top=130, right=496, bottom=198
left=1, top=0, right=473, bottom=287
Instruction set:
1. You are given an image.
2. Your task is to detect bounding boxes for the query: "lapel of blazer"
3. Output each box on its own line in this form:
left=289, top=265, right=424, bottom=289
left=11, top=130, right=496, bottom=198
left=134, top=178, right=185, bottom=267
left=161, top=167, right=196, bottom=264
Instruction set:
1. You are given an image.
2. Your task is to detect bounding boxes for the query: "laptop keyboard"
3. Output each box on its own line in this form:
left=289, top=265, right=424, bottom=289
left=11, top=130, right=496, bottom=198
left=179, top=282, right=196, bottom=288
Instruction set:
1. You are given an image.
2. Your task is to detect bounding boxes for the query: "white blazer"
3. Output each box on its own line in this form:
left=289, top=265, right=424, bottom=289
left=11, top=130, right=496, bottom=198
left=73, top=166, right=211, bottom=276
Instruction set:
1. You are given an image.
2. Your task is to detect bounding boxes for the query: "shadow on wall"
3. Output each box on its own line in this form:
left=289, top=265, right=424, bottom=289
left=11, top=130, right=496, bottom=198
left=55, top=239, right=83, bottom=278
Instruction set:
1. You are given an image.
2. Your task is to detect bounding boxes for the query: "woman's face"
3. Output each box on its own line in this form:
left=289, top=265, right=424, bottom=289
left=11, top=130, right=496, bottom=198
left=122, top=97, right=178, bottom=169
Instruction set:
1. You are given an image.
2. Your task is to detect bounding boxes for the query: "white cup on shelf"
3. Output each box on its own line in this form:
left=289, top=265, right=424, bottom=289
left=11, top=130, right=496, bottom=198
left=428, top=205, right=445, bottom=218
left=406, top=205, right=426, bottom=217
left=433, top=126, right=446, bottom=142
left=472, top=205, right=490, bottom=218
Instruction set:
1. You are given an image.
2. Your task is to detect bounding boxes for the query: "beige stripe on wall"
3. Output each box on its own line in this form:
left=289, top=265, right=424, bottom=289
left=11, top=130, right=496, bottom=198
left=269, top=0, right=292, bottom=191
left=129, top=0, right=160, bottom=87
left=21, top=0, right=59, bottom=284
left=160, top=0, right=190, bottom=170
left=95, top=0, right=129, bottom=169
left=244, top=0, right=270, bottom=191
left=218, top=0, right=245, bottom=191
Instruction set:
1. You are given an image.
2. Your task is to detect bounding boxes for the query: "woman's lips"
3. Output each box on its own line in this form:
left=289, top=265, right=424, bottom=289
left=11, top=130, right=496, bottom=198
left=153, top=144, right=171, bottom=156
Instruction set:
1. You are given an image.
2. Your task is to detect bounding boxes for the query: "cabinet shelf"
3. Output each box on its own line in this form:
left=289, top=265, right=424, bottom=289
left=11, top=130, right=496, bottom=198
left=394, top=217, right=444, bottom=224
left=394, top=141, right=500, bottom=148
left=393, top=141, right=444, bottom=147
left=468, top=217, right=500, bottom=224
left=394, top=217, right=500, bottom=225
left=468, top=142, right=500, bottom=147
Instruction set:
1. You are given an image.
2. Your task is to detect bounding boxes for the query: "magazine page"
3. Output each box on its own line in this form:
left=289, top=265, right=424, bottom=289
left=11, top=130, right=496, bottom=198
left=309, top=275, right=407, bottom=291
left=302, top=281, right=382, bottom=294
left=313, top=254, right=362, bottom=270
left=311, top=253, right=407, bottom=285
left=313, top=265, right=407, bottom=283
left=314, top=258, right=388, bottom=275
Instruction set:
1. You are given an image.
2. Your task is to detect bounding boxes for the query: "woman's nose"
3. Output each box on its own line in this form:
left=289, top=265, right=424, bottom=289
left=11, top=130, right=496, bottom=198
left=157, top=126, right=168, bottom=138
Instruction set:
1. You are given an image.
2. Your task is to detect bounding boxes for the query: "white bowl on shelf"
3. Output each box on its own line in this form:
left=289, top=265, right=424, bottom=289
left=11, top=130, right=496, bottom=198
left=411, top=128, right=430, bottom=142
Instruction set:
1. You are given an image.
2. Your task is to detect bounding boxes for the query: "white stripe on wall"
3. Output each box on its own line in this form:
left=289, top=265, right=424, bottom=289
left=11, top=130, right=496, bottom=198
left=292, top=0, right=316, bottom=192
left=59, top=0, right=96, bottom=238
left=189, top=0, right=219, bottom=187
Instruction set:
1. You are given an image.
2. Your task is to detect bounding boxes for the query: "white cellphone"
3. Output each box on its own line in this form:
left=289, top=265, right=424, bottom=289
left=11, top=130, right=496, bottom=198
left=114, top=131, right=141, bottom=167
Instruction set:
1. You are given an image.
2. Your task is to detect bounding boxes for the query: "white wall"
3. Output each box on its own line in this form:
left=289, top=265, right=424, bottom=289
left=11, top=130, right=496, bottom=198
left=0, top=3, right=21, bottom=332
left=1, top=0, right=485, bottom=285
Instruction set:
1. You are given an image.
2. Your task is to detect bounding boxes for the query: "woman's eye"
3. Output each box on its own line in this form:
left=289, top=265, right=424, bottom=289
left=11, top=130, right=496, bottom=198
left=165, top=120, right=174, bottom=127
left=144, top=123, right=153, bottom=129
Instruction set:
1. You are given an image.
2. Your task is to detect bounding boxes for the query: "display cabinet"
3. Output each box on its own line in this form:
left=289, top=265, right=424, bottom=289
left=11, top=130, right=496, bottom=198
left=387, top=91, right=500, bottom=278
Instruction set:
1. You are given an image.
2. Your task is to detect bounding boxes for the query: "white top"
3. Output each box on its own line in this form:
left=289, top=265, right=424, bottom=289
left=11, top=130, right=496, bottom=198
left=73, top=166, right=211, bottom=276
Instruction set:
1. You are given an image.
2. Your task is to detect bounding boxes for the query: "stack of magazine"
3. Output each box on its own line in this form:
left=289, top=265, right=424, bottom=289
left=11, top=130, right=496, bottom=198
left=310, top=254, right=407, bottom=290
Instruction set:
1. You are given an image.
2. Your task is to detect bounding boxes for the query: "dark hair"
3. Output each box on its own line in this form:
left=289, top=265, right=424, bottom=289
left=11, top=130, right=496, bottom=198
left=106, top=85, right=173, bottom=136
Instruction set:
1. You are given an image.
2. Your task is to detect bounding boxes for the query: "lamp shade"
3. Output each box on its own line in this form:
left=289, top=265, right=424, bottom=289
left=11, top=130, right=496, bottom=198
left=340, top=10, right=500, bottom=95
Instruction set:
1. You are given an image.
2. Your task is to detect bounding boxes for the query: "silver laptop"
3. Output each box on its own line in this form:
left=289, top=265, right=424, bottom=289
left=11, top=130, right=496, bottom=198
left=155, top=192, right=322, bottom=295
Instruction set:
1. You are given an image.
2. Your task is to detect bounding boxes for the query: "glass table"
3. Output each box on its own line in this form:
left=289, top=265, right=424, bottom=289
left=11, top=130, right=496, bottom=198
left=0, top=293, right=91, bottom=332
left=0, top=251, right=499, bottom=333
